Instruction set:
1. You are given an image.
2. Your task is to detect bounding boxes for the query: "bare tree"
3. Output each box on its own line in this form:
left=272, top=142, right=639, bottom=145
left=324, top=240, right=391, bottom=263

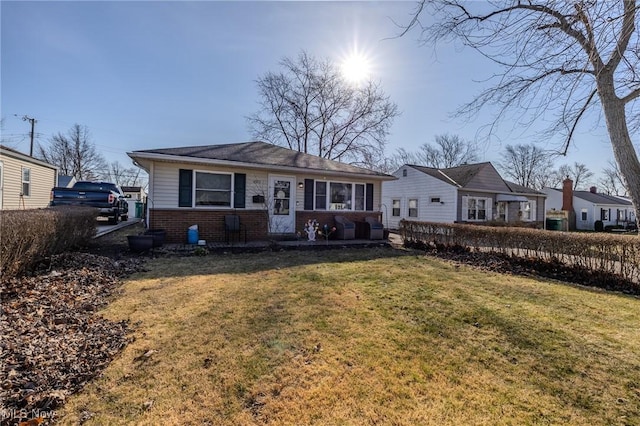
left=598, top=160, right=629, bottom=196
left=550, top=162, right=594, bottom=190
left=247, top=50, right=399, bottom=166
left=390, top=133, right=478, bottom=169
left=405, top=0, right=640, bottom=228
left=37, top=124, right=106, bottom=180
left=101, top=161, right=146, bottom=187
left=498, top=144, right=554, bottom=190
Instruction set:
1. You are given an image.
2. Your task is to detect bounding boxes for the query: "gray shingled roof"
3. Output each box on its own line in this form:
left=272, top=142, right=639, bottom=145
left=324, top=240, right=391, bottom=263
left=574, top=190, right=632, bottom=205
left=546, top=188, right=632, bottom=205
left=410, top=162, right=493, bottom=187
left=132, top=141, right=391, bottom=178
left=409, top=162, right=544, bottom=194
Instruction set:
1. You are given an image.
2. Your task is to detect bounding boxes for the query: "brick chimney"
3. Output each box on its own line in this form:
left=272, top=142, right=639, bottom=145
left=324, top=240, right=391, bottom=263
left=562, top=178, right=574, bottom=211
left=590, top=186, right=597, bottom=193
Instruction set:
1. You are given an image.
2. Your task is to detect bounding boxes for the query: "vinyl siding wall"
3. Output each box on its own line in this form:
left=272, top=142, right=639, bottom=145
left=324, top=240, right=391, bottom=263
left=149, top=161, right=381, bottom=211
left=381, top=166, right=457, bottom=230
left=0, top=154, right=57, bottom=210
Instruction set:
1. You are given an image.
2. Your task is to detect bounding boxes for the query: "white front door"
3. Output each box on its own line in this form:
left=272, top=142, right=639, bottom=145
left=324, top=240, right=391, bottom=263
left=268, top=175, right=296, bottom=234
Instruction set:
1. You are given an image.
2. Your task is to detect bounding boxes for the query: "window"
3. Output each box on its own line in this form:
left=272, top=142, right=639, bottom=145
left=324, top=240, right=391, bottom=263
left=355, top=184, right=365, bottom=211
left=466, top=197, right=487, bottom=221
left=408, top=199, right=418, bottom=217
left=402, top=169, right=407, bottom=177
left=195, top=171, right=231, bottom=206
left=601, top=208, right=610, bottom=221
left=329, top=182, right=352, bottom=210
left=306, top=180, right=373, bottom=211
left=392, top=200, right=400, bottom=216
left=581, top=209, right=588, bottom=221
left=617, top=209, right=626, bottom=221
left=430, top=197, right=441, bottom=203
left=21, top=167, right=30, bottom=197
left=519, top=201, right=532, bottom=221
left=315, top=181, right=327, bottom=210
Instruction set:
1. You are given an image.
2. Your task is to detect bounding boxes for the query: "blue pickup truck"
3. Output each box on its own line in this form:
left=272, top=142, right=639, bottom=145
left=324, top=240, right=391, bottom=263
left=50, top=181, right=129, bottom=224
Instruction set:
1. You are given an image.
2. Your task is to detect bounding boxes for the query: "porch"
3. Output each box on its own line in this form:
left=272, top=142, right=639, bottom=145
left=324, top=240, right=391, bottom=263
left=155, top=233, right=398, bottom=255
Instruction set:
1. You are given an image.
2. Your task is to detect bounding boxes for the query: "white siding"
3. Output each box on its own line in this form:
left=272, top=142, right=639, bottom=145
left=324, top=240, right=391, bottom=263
left=150, top=162, right=269, bottom=209
left=542, top=188, right=563, bottom=212
left=150, top=161, right=383, bottom=213
left=381, top=166, right=457, bottom=230
left=0, top=153, right=57, bottom=210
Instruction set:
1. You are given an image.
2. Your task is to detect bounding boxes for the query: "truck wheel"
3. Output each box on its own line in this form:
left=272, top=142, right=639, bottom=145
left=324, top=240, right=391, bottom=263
left=121, top=214, right=128, bottom=222
left=109, top=213, right=119, bottom=225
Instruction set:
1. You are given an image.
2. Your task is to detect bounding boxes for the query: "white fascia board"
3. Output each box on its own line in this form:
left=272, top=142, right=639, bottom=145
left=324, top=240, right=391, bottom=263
left=127, top=151, right=396, bottom=181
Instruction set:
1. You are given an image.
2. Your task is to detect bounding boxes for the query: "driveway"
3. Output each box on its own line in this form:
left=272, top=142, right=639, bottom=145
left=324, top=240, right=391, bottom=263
left=95, top=217, right=141, bottom=238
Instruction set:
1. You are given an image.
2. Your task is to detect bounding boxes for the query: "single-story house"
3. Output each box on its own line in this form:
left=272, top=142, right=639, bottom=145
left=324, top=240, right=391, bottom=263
left=127, top=141, right=395, bottom=243
left=381, top=162, right=546, bottom=229
left=0, top=145, right=58, bottom=210
left=543, top=184, right=636, bottom=230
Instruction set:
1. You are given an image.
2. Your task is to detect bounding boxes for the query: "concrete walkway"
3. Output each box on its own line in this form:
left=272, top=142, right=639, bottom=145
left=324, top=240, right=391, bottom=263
left=95, top=217, right=142, bottom=238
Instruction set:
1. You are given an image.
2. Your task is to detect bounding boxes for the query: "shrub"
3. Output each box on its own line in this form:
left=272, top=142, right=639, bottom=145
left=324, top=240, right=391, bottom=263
left=595, top=220, right=604, bottom=232
left=399, top=220, right=640, bottom=289
left=0, top=207, right=97, bottom=279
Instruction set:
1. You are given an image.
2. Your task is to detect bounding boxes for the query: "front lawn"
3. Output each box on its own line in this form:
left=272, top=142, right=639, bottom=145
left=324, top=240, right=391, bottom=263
left=58, top=248, right=640, bottom=425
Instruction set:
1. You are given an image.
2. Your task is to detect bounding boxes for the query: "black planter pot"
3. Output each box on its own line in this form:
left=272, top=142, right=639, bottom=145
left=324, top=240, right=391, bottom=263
left=127, top=235, right=154, bottom=253
left=144, top=229, right=166, bottom=247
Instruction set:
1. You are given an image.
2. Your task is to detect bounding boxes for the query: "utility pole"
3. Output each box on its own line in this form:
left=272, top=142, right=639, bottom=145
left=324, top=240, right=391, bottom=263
left=21, top=115, right=37, bottom=156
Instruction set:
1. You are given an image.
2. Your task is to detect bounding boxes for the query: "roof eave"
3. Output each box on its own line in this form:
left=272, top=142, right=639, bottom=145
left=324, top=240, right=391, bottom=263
left=127, top=151, right=395, bottom=181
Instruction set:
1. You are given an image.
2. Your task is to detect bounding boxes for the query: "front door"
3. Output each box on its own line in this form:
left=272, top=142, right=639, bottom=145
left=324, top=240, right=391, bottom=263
left=268, top=175, right=295, bottom=234
left=497, top=201, right=508, bottom=221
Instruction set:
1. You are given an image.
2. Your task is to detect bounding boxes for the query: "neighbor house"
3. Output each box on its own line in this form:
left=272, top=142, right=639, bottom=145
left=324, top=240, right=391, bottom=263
left=121, top=186, right=146, bottom=201
left=127, top=141, right=395, bottom=243
left=543, top=183, right=636, bottom=230
left=0, top=145, right=58, bottom=210
left=381, top=162, right=546, bottom=229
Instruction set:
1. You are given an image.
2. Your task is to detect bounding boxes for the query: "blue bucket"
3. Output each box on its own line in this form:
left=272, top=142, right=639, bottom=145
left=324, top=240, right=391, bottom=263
left=187, top=228, right=199, bottom=244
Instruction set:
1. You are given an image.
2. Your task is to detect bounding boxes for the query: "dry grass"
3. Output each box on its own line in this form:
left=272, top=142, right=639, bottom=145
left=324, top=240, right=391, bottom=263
left=58, top=248, right=640, bottom=425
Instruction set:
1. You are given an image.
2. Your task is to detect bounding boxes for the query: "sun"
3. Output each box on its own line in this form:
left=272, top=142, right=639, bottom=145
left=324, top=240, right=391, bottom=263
left=340, top=52, right=372, bottom=84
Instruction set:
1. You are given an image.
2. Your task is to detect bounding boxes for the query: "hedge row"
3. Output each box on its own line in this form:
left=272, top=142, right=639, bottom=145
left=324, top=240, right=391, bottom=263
left=0, top=207, right=98, bottom=279
left=399, top=220, right=640, bottom=284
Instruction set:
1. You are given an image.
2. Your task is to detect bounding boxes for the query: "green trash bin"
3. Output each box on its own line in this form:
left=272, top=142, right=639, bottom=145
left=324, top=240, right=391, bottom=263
left=546, top=218, right=563, bottom=231
left=135, top=201, right=144, bottom=218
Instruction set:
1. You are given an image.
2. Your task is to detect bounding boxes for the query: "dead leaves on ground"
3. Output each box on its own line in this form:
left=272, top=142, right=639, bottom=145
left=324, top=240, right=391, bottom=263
left=0, top=252, right=145, bottom=425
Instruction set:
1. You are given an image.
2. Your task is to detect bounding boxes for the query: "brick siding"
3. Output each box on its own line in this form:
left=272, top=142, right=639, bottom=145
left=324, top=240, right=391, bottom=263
left=150, top=209, right=383, bottom=243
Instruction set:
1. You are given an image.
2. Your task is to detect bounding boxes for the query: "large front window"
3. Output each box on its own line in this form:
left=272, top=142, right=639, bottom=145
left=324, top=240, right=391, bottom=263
left=519, top=201, right=532, bottom=221
left=330, top=182, right=352, bottom=210
left=468, top=197, right=487, bottom=220
left=312, top=180, right=371, bottom=211
left=195, top=172, right=231, bottom=206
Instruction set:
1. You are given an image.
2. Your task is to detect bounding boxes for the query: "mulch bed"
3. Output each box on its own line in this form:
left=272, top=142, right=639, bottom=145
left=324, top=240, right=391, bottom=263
left=0, top=252, right=146, bottom=426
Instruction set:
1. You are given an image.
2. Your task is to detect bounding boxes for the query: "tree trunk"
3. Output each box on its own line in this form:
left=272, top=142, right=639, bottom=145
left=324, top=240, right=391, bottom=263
left=597, top=75, right=640, bottom=230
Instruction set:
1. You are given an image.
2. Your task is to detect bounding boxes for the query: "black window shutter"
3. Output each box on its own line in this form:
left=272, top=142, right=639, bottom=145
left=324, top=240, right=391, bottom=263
left=304, top=179, right=314, bottom=210
left=179, top=169, right=193, bottom=207
left=234, top=173, right=246, bottom=208
left=365, top=183, right=374, bottom=211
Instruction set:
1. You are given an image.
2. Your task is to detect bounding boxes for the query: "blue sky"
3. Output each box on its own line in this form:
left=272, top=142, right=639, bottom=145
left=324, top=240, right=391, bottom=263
left=1, top=1, right=618, bottom=181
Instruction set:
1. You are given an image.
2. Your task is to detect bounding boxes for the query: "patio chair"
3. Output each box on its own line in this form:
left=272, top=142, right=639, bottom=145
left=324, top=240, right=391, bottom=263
left=334, top=215, right=355, bottom=240
left=365, top=216, right=384, bottom=240
left=224, top=215, right=246, bottom=244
